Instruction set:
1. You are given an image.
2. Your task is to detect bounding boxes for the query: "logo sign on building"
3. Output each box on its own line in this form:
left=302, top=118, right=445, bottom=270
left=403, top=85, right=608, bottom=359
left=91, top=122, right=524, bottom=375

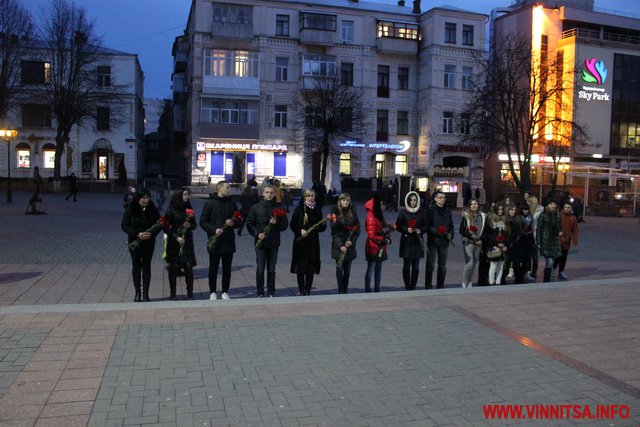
left=196, top=152, right=206, bottom=167
left=579, top=58, right=610, bottom=103
left=340, top=140, right=411, bottom=153
left=196, top=141, right=206, bottom=152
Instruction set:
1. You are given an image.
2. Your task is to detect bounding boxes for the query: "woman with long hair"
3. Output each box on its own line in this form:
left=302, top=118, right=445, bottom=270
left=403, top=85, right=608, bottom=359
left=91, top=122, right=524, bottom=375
left=164, top=189, right=197, bottom=299
left=290, top=189, right=326, bottom=295
left=121, top=188, right=162, bottom=301
left=459, top=198, right=489, bottom=288
left=330, top=193, right=360, bottom=294
left=364, top=193, right=391, bottom=292
left=395, top=191, right=426, bottom=290
left=487, top=203, right=509, bottom=286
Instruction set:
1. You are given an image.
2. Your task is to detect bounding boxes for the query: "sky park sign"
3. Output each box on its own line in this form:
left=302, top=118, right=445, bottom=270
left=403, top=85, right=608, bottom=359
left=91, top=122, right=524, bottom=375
left=578, top=58, right=610, bottom=103
left=339, top=140, right=411, bottom=153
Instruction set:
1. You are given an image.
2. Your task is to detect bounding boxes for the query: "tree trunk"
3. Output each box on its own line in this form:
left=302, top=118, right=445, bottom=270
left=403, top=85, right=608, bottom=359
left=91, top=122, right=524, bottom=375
left=320, top=136, right=330, bottom=186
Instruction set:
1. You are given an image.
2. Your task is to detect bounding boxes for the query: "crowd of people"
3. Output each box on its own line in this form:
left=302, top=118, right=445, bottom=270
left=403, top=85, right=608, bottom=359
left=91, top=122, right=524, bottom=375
left=120, top=181, right=579, bottom=301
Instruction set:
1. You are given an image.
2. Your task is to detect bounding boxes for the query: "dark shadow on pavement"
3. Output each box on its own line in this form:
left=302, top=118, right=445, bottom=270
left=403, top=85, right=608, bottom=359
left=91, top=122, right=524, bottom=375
left=0, top=272, right=43, bottom=284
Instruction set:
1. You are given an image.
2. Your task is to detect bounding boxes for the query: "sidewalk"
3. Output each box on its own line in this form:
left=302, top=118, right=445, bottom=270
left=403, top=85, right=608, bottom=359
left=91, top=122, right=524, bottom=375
left=0, top=191, right=639, bottom=426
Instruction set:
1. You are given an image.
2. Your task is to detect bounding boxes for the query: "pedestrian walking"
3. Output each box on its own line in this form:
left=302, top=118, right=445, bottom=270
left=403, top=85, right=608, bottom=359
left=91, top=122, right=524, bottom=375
left=200, top=181, right=241, bottom=300
left=330, top=193, right=360, bottom=294
left=364, top=194, right=392, bottom=292
left=536, top=199, right=562, bottom=282
left=164, top=190, right=197, bottom=300
left=65, top=173, right=78, bottom=201
left=395, top=191, right=427, bottom=290
left=459, top=198, right=489, bottom=288
left=290, top=189, right=327, bottom=296
left=553, top=202, right=579, bottom=280
left=246, top=184, right=289, bottom=297
left=121, top=188, right=162, bottom=302
left=424, top=190, right=454, bottom=289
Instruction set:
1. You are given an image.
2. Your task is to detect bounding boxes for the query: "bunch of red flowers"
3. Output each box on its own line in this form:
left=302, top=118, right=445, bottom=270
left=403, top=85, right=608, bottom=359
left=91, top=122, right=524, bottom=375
left=128, top=216, right=168, bottom=252
left=256, top=208, right=288, bottom=249
left=207, top=210, right=243, bottom=253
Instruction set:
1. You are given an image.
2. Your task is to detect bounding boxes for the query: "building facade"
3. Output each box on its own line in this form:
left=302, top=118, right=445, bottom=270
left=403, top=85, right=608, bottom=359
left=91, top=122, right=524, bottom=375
left=174, top=0, right=486, bottom=199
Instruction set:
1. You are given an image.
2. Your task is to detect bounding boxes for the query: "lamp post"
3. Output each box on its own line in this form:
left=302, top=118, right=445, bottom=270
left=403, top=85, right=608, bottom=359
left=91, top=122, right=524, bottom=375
left=559, top=163, right=571, bottom=192
left=1, top=128, right=18, bottom=203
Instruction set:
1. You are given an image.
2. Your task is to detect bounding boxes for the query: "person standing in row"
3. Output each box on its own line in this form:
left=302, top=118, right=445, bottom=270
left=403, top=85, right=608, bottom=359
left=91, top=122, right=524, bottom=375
left=459, top=198, right=488, bottom=288
left=200, top=181, right=240, bottom=300
left=537, top=199, right=562, bottom=282
left=290, top=189, right=326, bottom=296
left=396, top=191, right=426, bottom=290
left=425, top=190, right=454, bottom=289
left=246, top=184, right=289, bottom=297
left=121, top=188, right=161, bottom=302
left=364, top=194, right=390, bottom=292
left=554, top=202, right=579, bottom=280
left=330, top=193, right=360, bottom=294
left=164, top=189, right=197, bottom=300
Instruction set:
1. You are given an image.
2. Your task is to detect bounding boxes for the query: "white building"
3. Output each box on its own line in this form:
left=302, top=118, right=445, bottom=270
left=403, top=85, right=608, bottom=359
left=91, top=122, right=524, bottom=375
left=174, top=0, right=485, bottom=196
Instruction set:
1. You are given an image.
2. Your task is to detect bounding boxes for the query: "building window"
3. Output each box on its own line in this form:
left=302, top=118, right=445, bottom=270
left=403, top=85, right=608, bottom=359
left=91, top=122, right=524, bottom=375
left=395, top=155, right=407, bottom=175
left=377, top=65, right=390, bottom=98
left=200, top=99, right=258, bottom=125
left=97, top=65, right=111, bottom=87
left=43, top=144, right=56, bottom=169
left=300, top=12, right=336, bottom=31
left=16, top=143, right=30, bottom=168
left=340, top=152, right=351, bottom=175
left=274, top=105, right=287, bottom=128
left=611, top=53, right=640, bottom=153
left=204, top=49, right=259, bottom=78
left=445, top=22, right=456, bottom=44
left=377, top=21, right=419, bottom=40
left=275, top=57, right=288, bottom=81
left=302, top=54, right=336, bottom=77
left=21, top=61, right=50, bottom=85
left=443, top=111, right=454, bottom=134
left=397, top=111, right=409, bottom=135
left=97, top=107, right=110, bottom=131
left=375, top=153, right=386, bottom=178
left=21, top=104, right=51, bottom=128
left=460, top=113, right=471, bottom=135
left=305, top=106, right=322, bottom=128
left=462, top=66, right=473, bottom=90
left=340, top=62, right=353, bottom=86
left=397, top=67, right=409, bottom=90
left=276, top=14, right=289, bottom=36
left=341, top=20, right=354, bottom=42
left=377, top=109, right=389, bottom=141
left=462, top=25, right=474, bottom=46
left=444, top=64, right=456, bottom=88
left=201, top=99, right=220, bottom=123
left=214, top=4, right=252, bottom=24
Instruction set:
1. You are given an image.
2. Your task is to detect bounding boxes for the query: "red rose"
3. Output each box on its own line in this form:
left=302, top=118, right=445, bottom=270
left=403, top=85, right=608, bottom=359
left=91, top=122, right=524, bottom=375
left=233, top=210, right=243, bottom=220
left=185, top=208, right=195, bottom=218
left=273, top=208, right=287, bottom=218
left=469, top=225, right=478, bottom=233
left=496, top=234, right=505, bottom=242
left=437, top=225, right=447, bottom=235
left=407, top=219, right=417, bottom=229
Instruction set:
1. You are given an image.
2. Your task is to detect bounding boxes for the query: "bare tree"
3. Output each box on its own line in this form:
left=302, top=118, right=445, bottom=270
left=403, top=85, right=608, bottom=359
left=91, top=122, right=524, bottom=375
left=297, top=74, right=367, bottom=187
left=0, top=0, right=33, bottom=122
left=463, top=34, right=587, bottom=197
left=37, top=0, right=126, bottom=184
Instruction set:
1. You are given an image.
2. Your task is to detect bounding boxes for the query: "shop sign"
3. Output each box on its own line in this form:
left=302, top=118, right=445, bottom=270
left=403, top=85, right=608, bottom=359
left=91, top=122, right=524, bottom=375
left=196, top=152, right=206, bottom=167
left=199, top=141, right=288, bottom=151
left=339, top=140, right=411, bottom=153
left=579, top=58, right=610, bottom=103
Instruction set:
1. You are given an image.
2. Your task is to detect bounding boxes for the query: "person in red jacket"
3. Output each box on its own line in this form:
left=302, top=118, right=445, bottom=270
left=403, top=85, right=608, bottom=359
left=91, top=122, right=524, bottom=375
left=364, top=194, right=392, bottom=292
left=553, top=202, right=579, bottom=280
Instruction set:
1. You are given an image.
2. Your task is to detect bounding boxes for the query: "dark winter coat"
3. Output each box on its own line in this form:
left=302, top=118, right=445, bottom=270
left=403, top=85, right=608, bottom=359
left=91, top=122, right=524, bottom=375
left=459, top=211, right=489, bottom=246
left=506, top=215, right=525, bottom=263
left=536, top=209, right=562, bottom=258
left=121, top=200, right=162, bottom=250
left=290, top=202, right=326, bottom=274
left=165, top=204, right=198, bottom=265
left=425, top=204, right=454, bottom=247
left=364, top=198, right=389, bottom=262
left=396, top=208, right=427, bottom=259
left=200, top=195, right=240, bottom=254
left=330, top=205, right=360, bottom=262
left=246, top=197, right=289, bottom=249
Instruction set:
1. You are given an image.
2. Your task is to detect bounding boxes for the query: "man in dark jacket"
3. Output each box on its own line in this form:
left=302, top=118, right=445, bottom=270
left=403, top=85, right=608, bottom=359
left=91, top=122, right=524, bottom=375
left=246, top=184, right=289, bottom=297
left=424, top=190, right=454, bottom=289
left=200, top=181, right=240, bottom=300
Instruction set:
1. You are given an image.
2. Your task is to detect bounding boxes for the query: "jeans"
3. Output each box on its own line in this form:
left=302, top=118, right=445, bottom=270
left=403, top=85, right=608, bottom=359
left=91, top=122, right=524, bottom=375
left=209, top=253, right=233, bottom=293
left=365, top=260, right=382, bottom=292
left=489, top=260, right=504, bottom=285
left=256, top=246, right=278, bottom=296
left=336, top=257, right=353, bottom=294
left=462, top=243, right=481, bottom=287
left=426, top=244, right=448, bottom=288
left=402, top=258, right=420, bottom=290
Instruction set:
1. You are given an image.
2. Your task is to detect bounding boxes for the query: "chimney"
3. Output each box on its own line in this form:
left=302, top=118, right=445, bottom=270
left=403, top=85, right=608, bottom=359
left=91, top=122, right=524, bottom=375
left=412, top=0, right=420, bottom=14
left=398, top=0, right=405, bottom=6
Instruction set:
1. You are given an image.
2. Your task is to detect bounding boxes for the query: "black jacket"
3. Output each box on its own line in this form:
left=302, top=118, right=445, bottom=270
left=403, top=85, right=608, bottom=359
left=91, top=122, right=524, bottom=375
left=290, top=202, right=326, bottom=274
left=425, top=204, right=454, bottom=247
left=121, top=201, right=162, bottom=248
left=396, top=208, right=427, bottom=259
left=165, top=203, right=197, bottom=265
left=200, top=195, right=240, bottom=254
left=246, top=197, right=289, bottom=249
left=330, top=206, right=360, bottom=261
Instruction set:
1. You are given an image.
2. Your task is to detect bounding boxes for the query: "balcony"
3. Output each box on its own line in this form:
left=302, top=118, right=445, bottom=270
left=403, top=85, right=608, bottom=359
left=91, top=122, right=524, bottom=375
left=211, top=22, right=253, bottom=40
left=300, top=29, right=336, bottom=46
left=196, top=122, right=259, bottom=140
left=376, top=37, right=418, bottom=55
left=562, top=28, right=640, bottom=46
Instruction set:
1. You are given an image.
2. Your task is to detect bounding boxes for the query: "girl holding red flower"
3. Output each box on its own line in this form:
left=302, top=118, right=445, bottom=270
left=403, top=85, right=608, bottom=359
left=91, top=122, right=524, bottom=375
left=290, top=189, right=327, bottom=296
left=487, top=204, right=510, bottom=285
left=395, top=191, right=427, bottom=290
left=121, top=188, right=162, bottom=302
left=164, top=189, right=198, bottom=300
left=459, top=198, right=488, bottom=288
left=330, top=193, right=360, bottom=294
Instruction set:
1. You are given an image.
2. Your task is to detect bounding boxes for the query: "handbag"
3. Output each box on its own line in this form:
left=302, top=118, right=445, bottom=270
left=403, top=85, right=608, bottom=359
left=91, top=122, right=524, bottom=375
left=487, top=246, right=503, bottom=260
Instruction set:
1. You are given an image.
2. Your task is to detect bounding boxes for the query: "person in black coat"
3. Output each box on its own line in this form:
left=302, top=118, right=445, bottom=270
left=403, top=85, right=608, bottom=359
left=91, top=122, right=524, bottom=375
left=330, top=193, right=360, bottom=294
left=395, top=191, right=427, bottom=290
left=290, top=189, right=327, bottom=296
left=200, top=181, right=241, bottom=300
left=246, top=184, right=289, bottom=297
left=164, top=189, right=197, bottom=300
left=65, top=173, right=78, bottom=201
left=424, top=190, right=454, bottom=289
left=121, top=188, right=162, bottom=302
left=505, top=205, right=526, bottom=284
left=237, top=186, right=258, bottom=236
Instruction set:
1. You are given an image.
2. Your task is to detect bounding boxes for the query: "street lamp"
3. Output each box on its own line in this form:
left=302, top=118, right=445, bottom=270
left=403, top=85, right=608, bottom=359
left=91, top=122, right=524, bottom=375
left=558, top=163, right=571, bottom=192
left=0, top=128, right=18, bottom=203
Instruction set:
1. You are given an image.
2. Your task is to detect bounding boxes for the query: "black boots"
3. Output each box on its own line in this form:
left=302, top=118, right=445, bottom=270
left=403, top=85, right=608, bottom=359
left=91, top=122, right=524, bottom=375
left=543, top=268, right=552, bottom=283
left=143, top=285, right=150, bottom=302
left=134, top=286, right=141, bottom=302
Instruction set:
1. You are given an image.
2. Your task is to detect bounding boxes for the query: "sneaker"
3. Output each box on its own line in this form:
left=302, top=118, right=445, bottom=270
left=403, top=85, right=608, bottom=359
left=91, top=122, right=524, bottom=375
left=526, top=273, right=535, bottom=282
left=267, top=293, right=275, bottom=298
left=559, top=272, right=568, bottom=281
left=221, top=292, right=230, bottom=300
left=507, top=268, right=515, bottom=279
left=209, top=293, right=217, bottom=300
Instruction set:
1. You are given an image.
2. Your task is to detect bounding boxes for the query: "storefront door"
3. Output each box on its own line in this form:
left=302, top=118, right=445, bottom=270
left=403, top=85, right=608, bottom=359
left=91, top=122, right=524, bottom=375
left=98, top=155, right=108, bottom=180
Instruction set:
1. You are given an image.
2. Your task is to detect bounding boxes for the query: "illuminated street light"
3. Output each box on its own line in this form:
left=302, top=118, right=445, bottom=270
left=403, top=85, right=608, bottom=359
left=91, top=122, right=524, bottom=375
left=0, top=128, right=18, bottom=203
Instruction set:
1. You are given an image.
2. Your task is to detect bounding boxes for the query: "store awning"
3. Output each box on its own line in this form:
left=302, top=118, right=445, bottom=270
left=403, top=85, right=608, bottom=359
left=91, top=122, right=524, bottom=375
left=432, top=176, right=468, bottom=184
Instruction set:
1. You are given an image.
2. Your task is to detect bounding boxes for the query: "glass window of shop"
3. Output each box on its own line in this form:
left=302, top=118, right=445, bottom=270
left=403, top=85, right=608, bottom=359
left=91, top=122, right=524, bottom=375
left=340, top=152, right=351, bottom=175
left=16, top=143, right=30, bottom=168
left=43, top=144, right=56, bottom=169
left=375, top=153, right=385, bottom=178
left=395, top=155, right=407, bottom=175
left=274, top=152, right=287, bottom=177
